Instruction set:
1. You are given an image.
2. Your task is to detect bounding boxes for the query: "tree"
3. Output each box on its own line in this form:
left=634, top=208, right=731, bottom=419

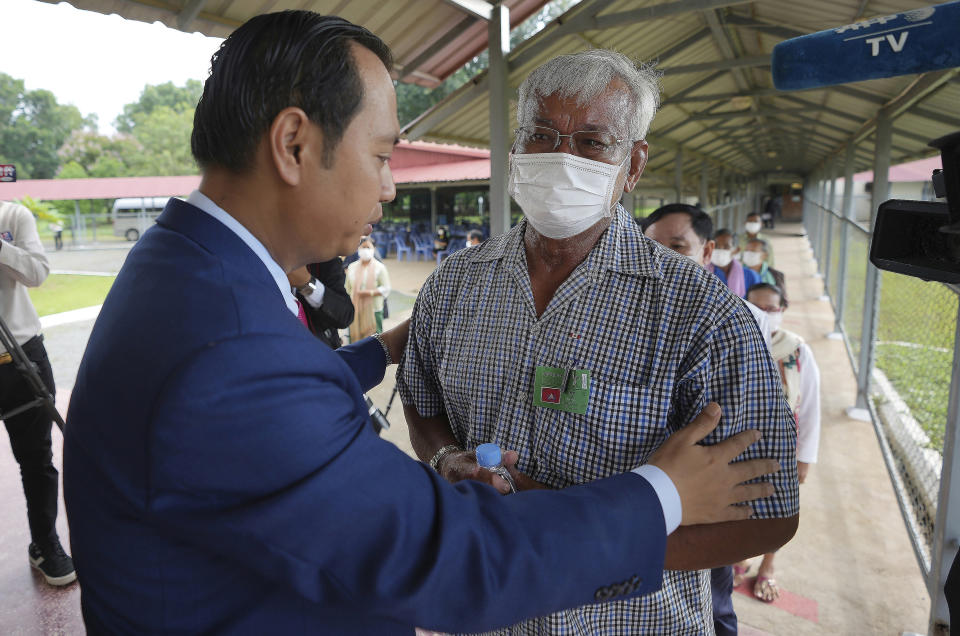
left=0, top=72, right=90, bottom=179
left=125, top=106, right=198, bottom=176
left=115, top=80, right=202, bottom=134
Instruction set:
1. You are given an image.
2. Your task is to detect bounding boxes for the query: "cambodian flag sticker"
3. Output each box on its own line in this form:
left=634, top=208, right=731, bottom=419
left=541, top=387, right=561, bottom=404
left=0, top=231, right=12, bottom=242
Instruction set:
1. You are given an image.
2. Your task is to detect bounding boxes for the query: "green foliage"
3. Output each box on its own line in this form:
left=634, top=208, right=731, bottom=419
left=125, top=106, right=197, bottom=176
left=14, top=195, right=63, bottom=224
left=27, top=274, right=116, bottom=317
left=115, top=80, right=202, bottom=134
left=0, top=72, right=90, bottom=179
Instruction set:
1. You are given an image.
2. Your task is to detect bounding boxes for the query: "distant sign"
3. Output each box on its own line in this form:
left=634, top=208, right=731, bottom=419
left=0, top=165, right=15, bottom=182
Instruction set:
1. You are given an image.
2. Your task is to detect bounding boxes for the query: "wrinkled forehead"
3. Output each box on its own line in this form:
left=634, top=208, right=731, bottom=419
left=529, top=81, right=632, bottom=132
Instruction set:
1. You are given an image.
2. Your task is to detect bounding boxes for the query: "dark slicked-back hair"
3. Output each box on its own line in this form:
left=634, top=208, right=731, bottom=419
left=191, top=11, right=393, bottom=172
left=641, top=203, right=714, bottom=242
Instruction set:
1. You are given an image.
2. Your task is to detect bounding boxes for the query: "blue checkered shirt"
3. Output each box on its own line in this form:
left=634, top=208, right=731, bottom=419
left=398, top=206, right=799, bottom=635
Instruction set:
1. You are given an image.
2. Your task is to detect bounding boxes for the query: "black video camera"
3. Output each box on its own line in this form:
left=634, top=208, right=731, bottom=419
left=870, top=131, right=960, bottom=283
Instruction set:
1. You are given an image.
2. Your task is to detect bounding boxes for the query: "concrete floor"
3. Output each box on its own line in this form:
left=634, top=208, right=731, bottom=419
left=0, top=226, right=933, bottom=633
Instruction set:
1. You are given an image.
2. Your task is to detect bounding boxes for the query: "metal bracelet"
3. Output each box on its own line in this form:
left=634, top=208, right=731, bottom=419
left=372, top=332, right=392, bottom=365
left=429, top=444, right=462, bottom=472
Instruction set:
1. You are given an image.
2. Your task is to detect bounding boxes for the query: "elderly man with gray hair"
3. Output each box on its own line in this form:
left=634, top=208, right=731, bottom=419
left=400, top=49, right=799, bottom=634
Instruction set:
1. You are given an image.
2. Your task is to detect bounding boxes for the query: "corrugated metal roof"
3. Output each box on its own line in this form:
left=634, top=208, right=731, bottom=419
left=42, top=0, right=551, bottom=87
left=403, top=0, right=960, bottom=189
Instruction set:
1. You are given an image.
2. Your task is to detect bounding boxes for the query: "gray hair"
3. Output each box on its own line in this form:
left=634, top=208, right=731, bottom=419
left=516, top=49, right=661, bottom=140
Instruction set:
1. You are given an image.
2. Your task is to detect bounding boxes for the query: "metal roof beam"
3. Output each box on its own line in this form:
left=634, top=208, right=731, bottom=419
left=777, top=94, right=934, bottom=145
left=655, top=27, right=712, bottom=64
left=177, top=0, right=206, bottom=31
left=397, top=15, right=477, bottom=83
left=509, top=0, right=752, bottom=72
left=665, top=70, right=727, bottom=104
left=441, top=0, right=493, bottom=21
left=404, top=73, right=490, bottom=140
left=661, top=55, right=769, bottom=75
left=721, top=14, right=806, bottom=39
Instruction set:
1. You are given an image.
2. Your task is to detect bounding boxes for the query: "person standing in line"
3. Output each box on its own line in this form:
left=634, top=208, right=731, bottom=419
left=742, top=237, right=786, bottom=292
left=346, top=236, right=390, bottom=340
left=0, top=199, right=75, bottom=586
left=738, top=211, right=775, bottom=265
left=400, top=51, right=798, bottom=635
left=711, top=228, right=761, bottom=298
left=743, top=282, right=822, bottom=603
left=642, top=203, right=776, bottom=636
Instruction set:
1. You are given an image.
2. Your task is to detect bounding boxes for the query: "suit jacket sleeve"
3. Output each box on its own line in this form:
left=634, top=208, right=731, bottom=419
left=305, top=259, right=354, bottom=329
left=148, top=333, right=667, bottom=633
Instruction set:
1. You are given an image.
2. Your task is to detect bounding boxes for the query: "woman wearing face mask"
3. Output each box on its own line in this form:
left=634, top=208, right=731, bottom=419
left=709, top=228, right=760, bottom=298
left=738, top=212, right=775, bottom=266
left=345, top=237, right=391, bottom=342
left=740, top=282, right=821, bottom=604
left=742, top=238, right=786, bottom=292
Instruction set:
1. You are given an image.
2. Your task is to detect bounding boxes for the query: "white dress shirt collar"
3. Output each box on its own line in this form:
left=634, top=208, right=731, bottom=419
left=187, top=190, right=298, bottom=316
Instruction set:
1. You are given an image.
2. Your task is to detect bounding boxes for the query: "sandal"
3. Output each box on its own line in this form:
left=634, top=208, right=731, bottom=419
left=732, top=562, right=750, bottom=587
left=754, top=575, right=780, bottom=603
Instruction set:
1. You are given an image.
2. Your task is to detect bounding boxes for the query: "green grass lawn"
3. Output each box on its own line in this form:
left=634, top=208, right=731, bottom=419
left=825, top=217, right=956, bottom=454
left=28, top=274, right=116, bottom=317
left=873, top=270, right=956, bottom=452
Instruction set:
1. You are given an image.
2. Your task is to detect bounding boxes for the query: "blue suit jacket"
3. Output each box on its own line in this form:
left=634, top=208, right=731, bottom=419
left=64, top=198, right=667, bottom=634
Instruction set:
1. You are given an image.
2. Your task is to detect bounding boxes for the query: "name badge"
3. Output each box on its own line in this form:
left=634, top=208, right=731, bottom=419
left=533, top=366, right=590, bottom=414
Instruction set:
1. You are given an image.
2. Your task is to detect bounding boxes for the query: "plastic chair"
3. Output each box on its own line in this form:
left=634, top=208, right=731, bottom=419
left=393, top=236, right=412, bottom=261
left=412, top=235, right=433, bottom=261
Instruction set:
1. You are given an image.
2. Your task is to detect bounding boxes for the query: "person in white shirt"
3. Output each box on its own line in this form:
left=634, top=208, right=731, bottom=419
left=0, top=200, right=76, bottom=586
left=345, top=236, right=390, bottom=340
left=744, top=281, right=822, bottom=603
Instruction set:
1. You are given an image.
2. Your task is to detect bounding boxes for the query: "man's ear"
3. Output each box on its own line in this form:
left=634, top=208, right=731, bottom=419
left=269, top=107, right=313, bottom=187
left=622, top=140, right=648, bottom=193
left=702, top=239, right=715, bottom=267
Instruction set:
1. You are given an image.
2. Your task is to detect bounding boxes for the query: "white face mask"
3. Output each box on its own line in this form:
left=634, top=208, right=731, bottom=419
left=745, top=221, right=762, bottom=234
left=358, top=247, right=374, bottom=262
left=742, top=251, right=765, bottom=267
left=508, top=152, right=626, bottom=239
left=711, top=248, right=733, bottom=268
left=766, top=310, right=783, bottom=332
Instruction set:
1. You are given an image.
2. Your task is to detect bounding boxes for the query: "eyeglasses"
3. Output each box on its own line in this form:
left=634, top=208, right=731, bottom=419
left=513, top=125, right=631, bottom=162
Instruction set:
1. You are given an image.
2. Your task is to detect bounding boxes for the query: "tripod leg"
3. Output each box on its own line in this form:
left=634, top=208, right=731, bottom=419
left=384, top=383, right=400, bottom=417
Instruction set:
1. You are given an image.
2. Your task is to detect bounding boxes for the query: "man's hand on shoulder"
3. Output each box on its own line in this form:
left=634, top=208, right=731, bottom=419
left=648, top=403, right=780, bottom=526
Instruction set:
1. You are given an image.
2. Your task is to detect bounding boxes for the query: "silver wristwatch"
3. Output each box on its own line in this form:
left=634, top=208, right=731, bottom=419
left=429, top=444, right=462, bottom=472
left=296, top=277, right=318, bottom=297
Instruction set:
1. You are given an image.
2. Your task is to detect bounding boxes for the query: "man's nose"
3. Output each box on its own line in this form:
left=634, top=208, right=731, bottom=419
left=381, top=174, right=396, bottom=203
left=557, top=135, right=576, bottom=153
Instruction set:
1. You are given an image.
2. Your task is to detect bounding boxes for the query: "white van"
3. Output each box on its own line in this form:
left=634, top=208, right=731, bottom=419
left=112, top=197, right=171, bottom=241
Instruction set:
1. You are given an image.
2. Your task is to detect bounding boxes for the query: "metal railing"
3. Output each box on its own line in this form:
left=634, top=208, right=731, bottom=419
left=804, top=185, right=959, bottom=633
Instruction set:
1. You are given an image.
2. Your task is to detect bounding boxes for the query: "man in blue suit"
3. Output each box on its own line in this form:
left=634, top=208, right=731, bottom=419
left=64, top=11, right=779, bottom=634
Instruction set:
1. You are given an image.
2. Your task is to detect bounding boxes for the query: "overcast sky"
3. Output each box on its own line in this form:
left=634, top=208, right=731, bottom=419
left=3, top=0, right=223, bottom=134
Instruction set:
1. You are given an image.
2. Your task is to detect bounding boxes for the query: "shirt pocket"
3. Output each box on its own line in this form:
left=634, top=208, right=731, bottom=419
left=529, top=379, right=672, bottom=487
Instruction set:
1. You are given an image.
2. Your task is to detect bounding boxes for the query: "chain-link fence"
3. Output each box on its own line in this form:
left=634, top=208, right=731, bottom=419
left=805, top=187, right=957, bottom=579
